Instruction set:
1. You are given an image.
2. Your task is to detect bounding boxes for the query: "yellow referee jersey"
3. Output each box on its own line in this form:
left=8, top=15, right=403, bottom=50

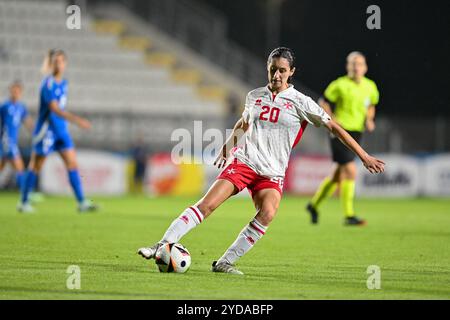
left=324, top=76, right=379, bottom=132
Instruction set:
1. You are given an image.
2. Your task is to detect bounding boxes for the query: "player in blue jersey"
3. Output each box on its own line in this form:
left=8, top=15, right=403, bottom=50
left=0, top=81, right=34, bottom=189
left=18, top=49, right=97, bottom=213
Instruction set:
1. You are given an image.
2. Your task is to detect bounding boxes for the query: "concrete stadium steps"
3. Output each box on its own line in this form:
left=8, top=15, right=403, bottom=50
left=0, top=0, right=66, bottom=19
left=0, top=19, right=93, bottom=37
left=171, top=68, right=202, bottom=85
left=118, top=36, right=152, bottom=51
left=0, top=68, right=171, bottom=89
left=0, top=81, right=225, bottom=116
left=92, top=20, right=126, bottom=36
left=0, top=0, right=226, bottom=120
left=0, top=33, right=119, bottom=52
left=145, top=52, right=177, bottom=68
left=1, top=50, right=148, bottom=71
left=69, top=100, right=225, bottom=116
left=197, top=85, right=228, bottom=102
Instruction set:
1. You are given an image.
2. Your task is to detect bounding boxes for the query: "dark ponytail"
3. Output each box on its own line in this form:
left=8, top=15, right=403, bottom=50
left=41, top=49, right=66, bottom=75
left=267, top=47, right=296, bottom=69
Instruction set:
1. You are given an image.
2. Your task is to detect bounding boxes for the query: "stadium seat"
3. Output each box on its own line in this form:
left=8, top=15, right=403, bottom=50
left=0, top=0, right=224, bottom=119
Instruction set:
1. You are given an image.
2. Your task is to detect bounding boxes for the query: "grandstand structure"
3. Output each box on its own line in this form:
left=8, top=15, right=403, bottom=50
left=1, top=0, right=446, bottom=156
left=0, top=0, right=346, bottom=157
left=0, top=0, right=231, bottom=153
left=0, top=0, right=333, bottom=157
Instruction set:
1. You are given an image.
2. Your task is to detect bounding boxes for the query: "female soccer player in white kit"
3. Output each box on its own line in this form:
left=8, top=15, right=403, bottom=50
left=138, top=47, right=385, bottom=274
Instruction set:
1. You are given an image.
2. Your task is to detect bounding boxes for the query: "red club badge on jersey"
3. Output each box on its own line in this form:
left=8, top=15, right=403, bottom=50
left=283, top=101, right=294, bottom=110
left=255, top=99, right=262, bottom=107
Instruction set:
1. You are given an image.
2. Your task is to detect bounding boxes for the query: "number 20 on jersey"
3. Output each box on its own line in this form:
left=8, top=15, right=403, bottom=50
left=259, top=106, right=280, bottom=123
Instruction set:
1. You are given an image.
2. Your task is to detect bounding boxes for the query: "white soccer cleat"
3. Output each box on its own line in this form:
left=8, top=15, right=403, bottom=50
left=78, top=200, right=98, bottom=213
left=17, top=202, right=35, bottom=214
left=137, top=242, right=162, bottom=260
left=211, top=260, right=244, bottom=275
left=29, top=192, right=45, bottom=204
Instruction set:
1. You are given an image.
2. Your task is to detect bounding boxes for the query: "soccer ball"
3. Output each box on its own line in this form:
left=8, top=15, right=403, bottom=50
left=155, top=243, right=191, bottom=273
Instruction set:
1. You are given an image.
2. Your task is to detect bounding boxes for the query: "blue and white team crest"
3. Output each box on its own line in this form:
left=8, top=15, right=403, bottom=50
left=9, top=106, right=22, bottom=126
left=59, top=95, right=67, bottom=110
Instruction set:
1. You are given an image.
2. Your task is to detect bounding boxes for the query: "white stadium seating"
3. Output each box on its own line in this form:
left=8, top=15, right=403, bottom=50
left=0, top=0, right=225, bottom=119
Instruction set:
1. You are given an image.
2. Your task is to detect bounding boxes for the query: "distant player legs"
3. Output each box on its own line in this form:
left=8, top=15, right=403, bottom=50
left=0, top=80, right=32, bottom=189
left=21, top=153, right=45, bottom=203
left=10, top=156, right=26, bottom=189
left=310, top=160, right=357, bottom=220
left=28, top=153, right=46, bottom=172
left=0, top=152, right=26, bottom=189
left=59, top=149, right=86, bottom=205
left=336, top=161, right=357, bottom=218
left=59, top=148, right=78, bottom=171
left=21, top=149, right=87, bottom=207
left=10, top=157, right=25, bottom=172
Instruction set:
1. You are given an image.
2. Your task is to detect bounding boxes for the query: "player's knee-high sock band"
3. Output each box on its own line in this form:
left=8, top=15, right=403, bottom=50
left=161, top=206, right=204, bottom=244
left=15, top=172, right=24, bottom=190
left=68, top=169, right=85, bottom=204
left=311, top=177, right=337, bottom=209
left=218, top=218, right=268, bottom=265
left=341, top=179, right=355, bottom=217
left=21, top=170, right=37, bottom=204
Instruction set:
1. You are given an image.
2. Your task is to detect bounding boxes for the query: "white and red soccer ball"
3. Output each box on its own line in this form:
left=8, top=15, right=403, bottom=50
left=155, top=243, right=191, bottom=273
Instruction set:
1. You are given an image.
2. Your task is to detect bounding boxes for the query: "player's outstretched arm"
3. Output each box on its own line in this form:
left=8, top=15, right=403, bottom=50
left=318, top=97, right=335, bottom=120
left=365, top=105, right=376, bottom=132
left=325, top=120, right=385, bottom=174
left=48, top=101, right=91, bottom=130
left=214, top=117, right=249, bottom=169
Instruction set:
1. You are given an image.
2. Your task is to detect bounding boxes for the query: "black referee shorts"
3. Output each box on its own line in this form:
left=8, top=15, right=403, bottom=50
left=330, top=130, right=362, bottom=165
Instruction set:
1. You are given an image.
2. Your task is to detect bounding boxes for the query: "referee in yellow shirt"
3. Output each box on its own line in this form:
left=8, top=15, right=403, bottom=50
left=307, top=51, right=380, bottom=226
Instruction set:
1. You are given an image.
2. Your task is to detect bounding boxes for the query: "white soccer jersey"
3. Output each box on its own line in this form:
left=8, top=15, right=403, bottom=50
left=233, top=85, right=331, bottom=179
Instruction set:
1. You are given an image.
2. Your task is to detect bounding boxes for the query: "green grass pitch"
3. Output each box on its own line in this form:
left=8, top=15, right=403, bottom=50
left=0, top=192, right=449, bottom=300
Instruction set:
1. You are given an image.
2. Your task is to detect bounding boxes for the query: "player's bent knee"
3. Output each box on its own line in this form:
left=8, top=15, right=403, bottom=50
left=67, top=164, right=78, bottom=171
left=29, top=162, right=41, bottom=173
left=342, top=165, right=356, bottom=180
left=196, top=201, right=217, bottom=218
left=63, top=158, right=78, bottom=170
left=332, top=166, right=341, bottom=181
left=256, top=207, right=278, bottom=226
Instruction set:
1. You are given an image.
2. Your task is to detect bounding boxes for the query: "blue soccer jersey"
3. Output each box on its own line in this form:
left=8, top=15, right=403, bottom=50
left=33, top=76, right=74, bottom=155
left=0, top=99, right=28, bottom=158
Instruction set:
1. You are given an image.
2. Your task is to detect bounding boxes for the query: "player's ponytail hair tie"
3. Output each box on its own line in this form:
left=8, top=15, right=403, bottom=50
left=40, top=49, right=54, bottom=75
left=40, top=49, right=67, bottom=75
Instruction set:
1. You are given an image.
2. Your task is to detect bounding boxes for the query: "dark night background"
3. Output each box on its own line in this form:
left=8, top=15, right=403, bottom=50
left=196, top=0, right=450, bottom=118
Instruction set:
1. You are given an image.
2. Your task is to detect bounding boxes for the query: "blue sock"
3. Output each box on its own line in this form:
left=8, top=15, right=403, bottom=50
left=16, top=172, right=25, bottom=190
left=21, top=171, right=37, bottom=204
left=68, top=169, right=84, bottom=204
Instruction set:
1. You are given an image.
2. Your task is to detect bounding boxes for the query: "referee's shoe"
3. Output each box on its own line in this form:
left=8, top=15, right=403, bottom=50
left=306, top=203, right=319, bottom=224
left=344, top=216, right=366, bottom=226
